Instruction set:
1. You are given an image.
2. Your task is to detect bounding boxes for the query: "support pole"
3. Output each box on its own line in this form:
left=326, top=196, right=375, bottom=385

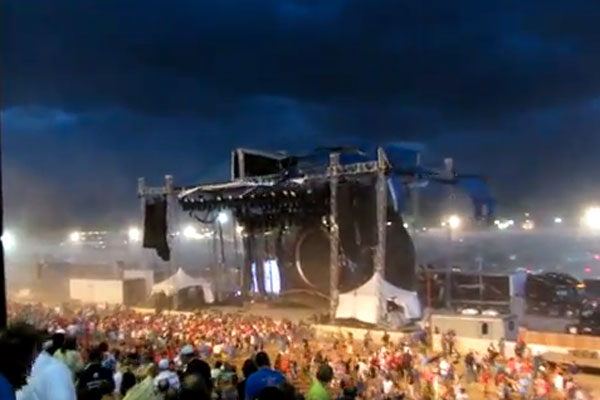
left=374, top=147, right=388, bottom=325
left=411, top=152, right=421, bottom=230
left=164, top=175, right=178, bottom=309
left=137, top=177, right=147, bottom=270
left=218, top=220, right=226, bottom=300
left=164, top=175, right=175, bottom=274
left=328, top=152, right=340, bottom=320
left=0, top=123, right=6, bottom=328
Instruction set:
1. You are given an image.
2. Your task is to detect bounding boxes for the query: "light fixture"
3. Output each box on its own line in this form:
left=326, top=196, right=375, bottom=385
left=183, top=225, right=199, bottom=239
left=522, top=219, right=535, bottom=231
left=69, top=231, right=81, bottom=243
left=236, top=225, right=244, bottom=234
left=554, top=217, right=563, bottom=224
left=1, top=231, right=16, bottom=251
left=447, top=215, right=461, bottom=230
left=584, top=207, right=600, bottom=230
left=217, top=211, right=228, bottom=224
left=128, top=227, right=141, bottom=242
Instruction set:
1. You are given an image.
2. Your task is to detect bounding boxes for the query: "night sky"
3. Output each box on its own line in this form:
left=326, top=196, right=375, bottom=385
left=2, top=0, right=600, bottom=230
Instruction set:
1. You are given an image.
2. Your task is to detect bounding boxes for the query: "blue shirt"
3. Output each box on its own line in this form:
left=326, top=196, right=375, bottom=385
left=0, top=373, right=15, bottom=400
left=244, top=368, right=285, bottom=399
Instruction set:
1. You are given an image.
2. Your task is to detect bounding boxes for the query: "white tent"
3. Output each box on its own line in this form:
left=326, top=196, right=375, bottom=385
left=335, top=272, right=421, bottom=325
left=152, top=268, right=215, bottom=303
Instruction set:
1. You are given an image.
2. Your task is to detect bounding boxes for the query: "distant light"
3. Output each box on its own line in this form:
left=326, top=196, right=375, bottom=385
left=235, top=225, right=244, bottom=234
left=386, top=221, right=392, bottom=227
left=183, top=225, right=199, bottom=239
left=403, top=223, right=409, bottom=229
left=554, top=217, right=563, bottom=224
left=522, top=220, right=535, bottom=231
left=585, top=267, right=592, bottom=274
left=1, top=231, right=16, bottom=251
left=448, top=215, right=461, bottom=230
left=595, top=254, right=600, bottom=261
left=128, top=227, right=141, bottom=242
left=69, top=231, right=81, bottom=242
left=217, top=211, right=228, bottom=224
left=583, top=207, right=600, bottom=230
left=525, top=212, right=530, bottom=217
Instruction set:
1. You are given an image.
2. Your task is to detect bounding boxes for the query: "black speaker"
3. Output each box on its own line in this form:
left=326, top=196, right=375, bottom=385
left=143, top=196, right=170, bottom=261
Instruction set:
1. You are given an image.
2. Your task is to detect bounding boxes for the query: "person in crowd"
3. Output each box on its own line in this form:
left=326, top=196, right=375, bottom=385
left=0, top=323, right=39, bottom=400
left=238, top=358, right=258, bottom=400
left=182, top=358, right=212, bottom=398
left=54, top=335, right=83, bottom=378
left=77, top=347, right=115, bottom=400
left=180, top=373, right=211, bottom=400
left=306, top=363, right=334, bottom=400
left=5, top=301, right=596, bottom=400
left=154, top=358, right=180, bottom=392
left=245, top=351, right=286, bottom=400
left=178, top=345, right=196, bottom=372
left=46, top=332, right=65, bottom=356
left=17, top=332, right=76, bottom=400
left=120, top=370, right=137, bottom=397
left=122, top=364, right=158, bottom=400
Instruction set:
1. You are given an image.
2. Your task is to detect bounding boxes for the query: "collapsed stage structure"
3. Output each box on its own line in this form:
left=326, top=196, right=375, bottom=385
left=139, top=145, right=494, bottom=325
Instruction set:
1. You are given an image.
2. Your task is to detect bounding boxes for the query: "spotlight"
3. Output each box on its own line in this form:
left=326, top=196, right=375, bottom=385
left=217, top=211, right=229, bottom=224
left=1, top=231, right=16, bottom=251
left=128, top=227, right=141, bottom=242
left=183, top=226, right=199, bottom=239
left=584, top=207, right=600, bottom=230
left=69, top=231, right=81, bottom=243
left=447, top=215, right=461, bottom=230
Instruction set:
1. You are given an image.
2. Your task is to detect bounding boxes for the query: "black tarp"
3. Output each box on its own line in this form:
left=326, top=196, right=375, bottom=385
left=143, top=196, right=170, bottom=261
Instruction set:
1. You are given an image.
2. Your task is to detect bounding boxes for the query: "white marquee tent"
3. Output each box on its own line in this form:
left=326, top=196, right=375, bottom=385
left=152, top=268, right=215, bottom=303
left=335, top=272, right=421, bottom=325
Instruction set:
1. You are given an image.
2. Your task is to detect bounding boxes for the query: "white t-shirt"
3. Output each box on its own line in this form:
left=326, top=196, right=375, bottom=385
left=440, top=359, right=450, bottom=377
left=383, top=379, right=394, bottom=395
left=17, top=352, right=76, bottom=400
left=553, top=374, right=564, bottom=391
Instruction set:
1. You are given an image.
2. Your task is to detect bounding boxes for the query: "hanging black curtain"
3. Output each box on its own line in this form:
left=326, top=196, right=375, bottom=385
left=143, top=196, right=170, bottom=261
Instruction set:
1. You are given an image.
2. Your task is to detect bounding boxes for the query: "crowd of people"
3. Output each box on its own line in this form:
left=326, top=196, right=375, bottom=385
left=0, top=302, right=594, bottom=400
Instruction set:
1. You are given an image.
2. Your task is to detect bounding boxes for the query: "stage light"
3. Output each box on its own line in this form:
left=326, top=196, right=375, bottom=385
left=584, top=207, right=600, bottom=230
left=1, top=231, right=16, bottom=251
left=183, top=225, right=199, bottom=239
left=447, top=215, right=461, bottom=230
left=217, top=211, right=228, bottom=224
left=69, top=231, right=81, bottom=243
left=522, top=220, right=535, bottom=231
left=128, top=227, right=141, bottom=242
left=554, top=217, right=563, bottom=224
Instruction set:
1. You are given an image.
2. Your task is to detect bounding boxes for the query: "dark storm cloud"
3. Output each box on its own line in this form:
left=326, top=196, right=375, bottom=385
left=5, top=0, right=600, bottom=119
left=3, top=0, right=600, bottom=226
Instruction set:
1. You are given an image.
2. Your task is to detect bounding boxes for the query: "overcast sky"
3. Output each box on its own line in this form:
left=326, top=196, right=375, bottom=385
left=3, top=0, right=600, bottom=229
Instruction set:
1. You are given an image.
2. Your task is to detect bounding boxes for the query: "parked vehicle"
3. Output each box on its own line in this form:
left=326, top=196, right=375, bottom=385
left=525, top=272, right=583, bottom=317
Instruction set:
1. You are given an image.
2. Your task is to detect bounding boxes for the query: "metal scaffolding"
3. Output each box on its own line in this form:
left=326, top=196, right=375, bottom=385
left=139, top=147, right=393, bottom=324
